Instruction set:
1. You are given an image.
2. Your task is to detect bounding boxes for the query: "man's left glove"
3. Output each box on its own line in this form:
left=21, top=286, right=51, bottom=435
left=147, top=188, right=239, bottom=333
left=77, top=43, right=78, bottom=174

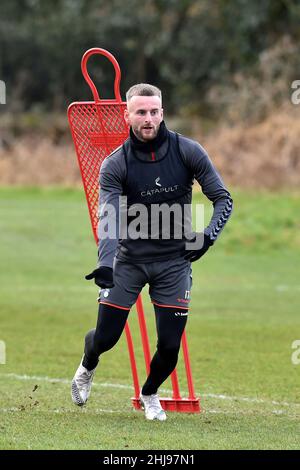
left=85, top=266, right=114, bottom=288
left=183, top=233, right=214, bottom=262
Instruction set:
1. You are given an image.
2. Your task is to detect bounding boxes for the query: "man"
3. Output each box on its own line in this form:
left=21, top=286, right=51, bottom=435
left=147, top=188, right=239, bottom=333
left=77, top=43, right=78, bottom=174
left=71, top=84, right=233, bottom=421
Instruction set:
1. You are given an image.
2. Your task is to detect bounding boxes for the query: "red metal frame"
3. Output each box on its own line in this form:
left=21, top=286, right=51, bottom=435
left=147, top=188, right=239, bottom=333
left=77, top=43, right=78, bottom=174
left=81, top=48, right=122, bottom=103
left=68, top=47, right=200, bottom=413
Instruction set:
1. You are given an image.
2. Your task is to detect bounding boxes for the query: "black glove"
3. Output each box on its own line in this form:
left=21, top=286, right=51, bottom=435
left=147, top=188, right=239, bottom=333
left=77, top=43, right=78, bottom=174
left=85, top=266, right=114, bottom=288
left=183, top=233, right=214, bottom=262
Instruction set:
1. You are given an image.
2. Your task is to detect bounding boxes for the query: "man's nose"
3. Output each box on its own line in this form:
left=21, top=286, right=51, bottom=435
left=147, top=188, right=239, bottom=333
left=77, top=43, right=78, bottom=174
left=144, top=112, right=153, bottom=122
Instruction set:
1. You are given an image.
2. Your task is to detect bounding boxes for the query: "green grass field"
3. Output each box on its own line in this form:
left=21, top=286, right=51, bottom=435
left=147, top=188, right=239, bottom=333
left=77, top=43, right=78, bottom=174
left=0, top=187, right=299, bottom=450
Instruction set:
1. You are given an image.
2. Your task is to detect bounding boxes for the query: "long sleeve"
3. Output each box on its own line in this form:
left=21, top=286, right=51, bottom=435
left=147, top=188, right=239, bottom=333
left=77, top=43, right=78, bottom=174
left=97, top=150, right=126, bottom=268
left=179, top=135, right=233, bottom=242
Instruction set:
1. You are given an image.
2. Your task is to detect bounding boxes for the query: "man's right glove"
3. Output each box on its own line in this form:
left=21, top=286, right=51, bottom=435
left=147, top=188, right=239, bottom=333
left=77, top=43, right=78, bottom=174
left=85, top=266, right=114, bottom=288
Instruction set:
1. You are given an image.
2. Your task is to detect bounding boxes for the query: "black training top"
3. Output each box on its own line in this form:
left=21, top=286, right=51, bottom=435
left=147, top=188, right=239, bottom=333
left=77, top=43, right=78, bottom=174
left=97, top=121, right=233, bottom=267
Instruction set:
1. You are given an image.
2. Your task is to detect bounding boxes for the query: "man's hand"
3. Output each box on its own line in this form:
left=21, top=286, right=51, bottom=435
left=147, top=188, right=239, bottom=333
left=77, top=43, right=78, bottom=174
left=183, top=233, right=214, bottom=262
left=85, top=266, right=114, bottom=288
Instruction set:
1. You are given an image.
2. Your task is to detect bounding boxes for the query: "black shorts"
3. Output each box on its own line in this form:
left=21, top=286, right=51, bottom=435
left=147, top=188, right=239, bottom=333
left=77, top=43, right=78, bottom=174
left=98, top=257, right=192, bottom=311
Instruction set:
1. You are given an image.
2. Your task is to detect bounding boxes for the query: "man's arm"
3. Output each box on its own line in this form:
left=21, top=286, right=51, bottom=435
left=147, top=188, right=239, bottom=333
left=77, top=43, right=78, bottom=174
left=97, top=152, right=125, bottom=269
left=179, top=135, right=233, bottom=244
left=85, top=149, right=126, bottom=287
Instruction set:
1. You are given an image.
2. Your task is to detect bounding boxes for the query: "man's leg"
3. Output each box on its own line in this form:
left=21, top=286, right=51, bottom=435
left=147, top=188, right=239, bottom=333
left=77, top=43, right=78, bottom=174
left=139, top=258, right=191, bottom=420
left=141, top=304, right=188, bottom=396
left=71, top=303, right=129, bottom=406
left=71, top=258, right=147, bottom=406
left=83, top=303, right=130, bottom=371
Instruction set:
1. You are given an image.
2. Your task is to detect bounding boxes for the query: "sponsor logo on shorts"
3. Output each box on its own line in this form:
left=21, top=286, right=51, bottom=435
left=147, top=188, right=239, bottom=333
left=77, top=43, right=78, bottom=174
left=177, top=298, right=190, bottom=304
left=174, top=311, right=188, bottom=316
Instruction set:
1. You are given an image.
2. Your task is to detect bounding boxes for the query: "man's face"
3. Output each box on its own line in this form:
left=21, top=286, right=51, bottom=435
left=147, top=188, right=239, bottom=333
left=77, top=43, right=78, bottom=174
left=124, top=95, right=163, bottom=142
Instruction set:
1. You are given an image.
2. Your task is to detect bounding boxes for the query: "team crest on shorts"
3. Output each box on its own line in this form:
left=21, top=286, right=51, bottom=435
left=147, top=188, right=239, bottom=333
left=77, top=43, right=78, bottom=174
left=103, top=289, right=110, bottom=298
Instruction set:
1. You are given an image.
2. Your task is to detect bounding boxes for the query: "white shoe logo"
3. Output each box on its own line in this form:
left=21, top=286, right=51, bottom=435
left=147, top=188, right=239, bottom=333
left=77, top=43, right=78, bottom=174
left=155, top=177, right=161, bottom=187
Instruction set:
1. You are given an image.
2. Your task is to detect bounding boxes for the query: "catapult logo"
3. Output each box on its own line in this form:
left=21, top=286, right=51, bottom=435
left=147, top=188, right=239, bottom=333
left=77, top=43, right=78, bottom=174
left=141, top=176, right=179, bottom=197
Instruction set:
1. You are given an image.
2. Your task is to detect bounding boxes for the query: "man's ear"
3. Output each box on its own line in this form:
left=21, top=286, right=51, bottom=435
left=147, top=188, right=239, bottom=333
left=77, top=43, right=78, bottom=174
left=124, top=108, right=129, bottom=125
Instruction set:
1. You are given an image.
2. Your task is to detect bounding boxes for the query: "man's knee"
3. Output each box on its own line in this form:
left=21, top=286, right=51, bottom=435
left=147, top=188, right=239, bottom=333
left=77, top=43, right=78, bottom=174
left=92, top=303, right=129, bottom=355
left=92, top=329, right=120, bottom=355
left=157, top=341, right=180, bottom=360
left=84, top=323, right=124, bottom=358
left=84, top=328, right=96, bottom=354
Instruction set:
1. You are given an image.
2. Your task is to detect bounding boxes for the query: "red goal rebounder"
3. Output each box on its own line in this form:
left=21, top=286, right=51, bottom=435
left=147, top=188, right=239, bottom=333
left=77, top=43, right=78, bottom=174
left=68, top=48, right=200, bottom=413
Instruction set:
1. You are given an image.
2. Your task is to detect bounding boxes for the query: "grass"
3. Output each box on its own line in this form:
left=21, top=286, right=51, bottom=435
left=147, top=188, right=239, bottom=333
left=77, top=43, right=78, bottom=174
left=0, top=186, right=299, bottom=450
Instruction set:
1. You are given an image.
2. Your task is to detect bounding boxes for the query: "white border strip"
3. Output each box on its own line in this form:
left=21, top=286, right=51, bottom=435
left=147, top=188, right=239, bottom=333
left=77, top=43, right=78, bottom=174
left=0, top=372, right=299, bottom=409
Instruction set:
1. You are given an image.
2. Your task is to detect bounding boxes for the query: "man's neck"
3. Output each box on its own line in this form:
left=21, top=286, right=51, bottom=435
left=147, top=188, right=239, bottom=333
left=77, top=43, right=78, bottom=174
left=130, top=121, right=168, bottom=153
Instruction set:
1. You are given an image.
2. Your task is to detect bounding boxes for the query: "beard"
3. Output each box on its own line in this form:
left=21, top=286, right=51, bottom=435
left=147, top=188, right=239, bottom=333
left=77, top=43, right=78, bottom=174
left=132, top=124, right=159, bottom=141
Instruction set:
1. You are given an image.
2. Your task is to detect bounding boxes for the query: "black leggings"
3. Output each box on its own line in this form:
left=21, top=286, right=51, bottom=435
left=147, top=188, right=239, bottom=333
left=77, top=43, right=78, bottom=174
left=83, top=303, right=188, bottom=395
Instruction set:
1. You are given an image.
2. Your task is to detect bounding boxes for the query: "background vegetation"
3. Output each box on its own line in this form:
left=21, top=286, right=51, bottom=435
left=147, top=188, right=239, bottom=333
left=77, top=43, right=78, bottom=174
left=1, top=0, right=300, bottom=188
left=1, top=0, right=300, bottom=117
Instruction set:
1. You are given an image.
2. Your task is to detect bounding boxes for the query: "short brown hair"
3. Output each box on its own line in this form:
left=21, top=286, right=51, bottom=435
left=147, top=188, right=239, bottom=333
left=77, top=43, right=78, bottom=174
left=126, top=83, right=162, bottom=103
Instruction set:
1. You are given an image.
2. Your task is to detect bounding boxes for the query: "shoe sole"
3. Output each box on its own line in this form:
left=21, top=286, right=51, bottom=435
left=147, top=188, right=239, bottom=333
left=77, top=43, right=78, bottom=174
left=71, top=380, right=86, bottom=406
left=145, top=411, right=167, bottom=421
left=154, top=411, right=167, bottom=421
